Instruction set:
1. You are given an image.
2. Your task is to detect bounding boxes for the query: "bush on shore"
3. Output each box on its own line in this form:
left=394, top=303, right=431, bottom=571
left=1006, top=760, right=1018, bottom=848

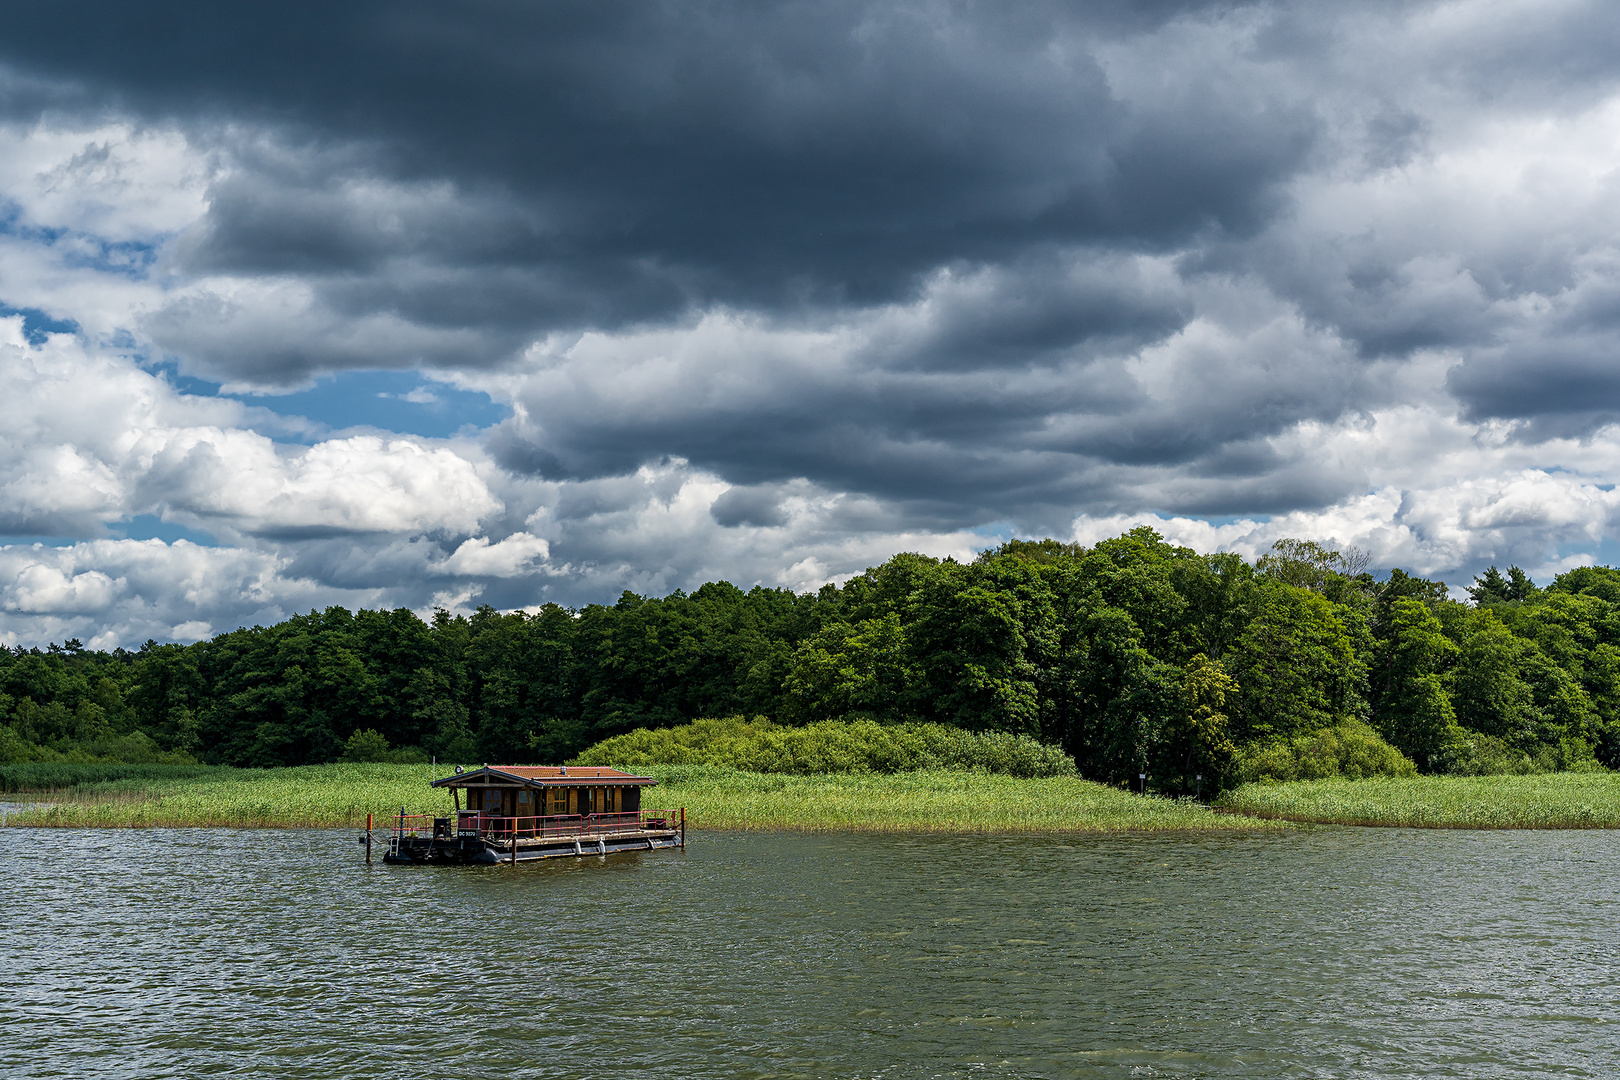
left=0, top=725, right=198, bottom=767
left=1433, top=731, right=1606, bottom=776
left=570, top=717, right=1078, bottom=778
left=1231, top=719, right=1416, bottom=784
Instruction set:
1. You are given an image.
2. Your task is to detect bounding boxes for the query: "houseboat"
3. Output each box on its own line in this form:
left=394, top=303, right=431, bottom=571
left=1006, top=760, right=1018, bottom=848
left=377, top=765, right=684, bottom=864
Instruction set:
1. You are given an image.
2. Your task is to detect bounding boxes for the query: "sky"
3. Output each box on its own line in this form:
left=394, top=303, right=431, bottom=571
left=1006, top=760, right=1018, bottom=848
left=1, top=0, right=1619, bottom=648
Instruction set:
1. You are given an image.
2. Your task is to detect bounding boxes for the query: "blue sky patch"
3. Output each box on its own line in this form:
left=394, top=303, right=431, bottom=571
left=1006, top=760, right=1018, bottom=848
left=109, top=515, right=219, bottom=547
left=0, top=303, right=80, bottom=344
left=231, top=370, right=508, bottom=439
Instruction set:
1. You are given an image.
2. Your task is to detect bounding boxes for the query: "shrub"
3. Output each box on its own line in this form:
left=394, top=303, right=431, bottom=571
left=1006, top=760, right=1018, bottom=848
left=1232, top=720, right=1417, bottom=784
left=341, top=729, right=392, bottom=763
left=1435, top=731, right=1608, bottom=776
left=571, top=717, right=1078, bottom=778
left=0, top=726, right=61, bottom=764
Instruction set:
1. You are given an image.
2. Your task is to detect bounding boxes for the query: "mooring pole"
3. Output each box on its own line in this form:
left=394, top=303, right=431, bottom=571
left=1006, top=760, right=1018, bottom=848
left=680, top=806, right=686, bottom=849
left=365, top=812, right=373, bottom=863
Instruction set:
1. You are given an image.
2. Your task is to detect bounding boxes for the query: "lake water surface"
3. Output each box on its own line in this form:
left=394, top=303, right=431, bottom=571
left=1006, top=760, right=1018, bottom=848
left=2, top=826, right=1616, bottom=1078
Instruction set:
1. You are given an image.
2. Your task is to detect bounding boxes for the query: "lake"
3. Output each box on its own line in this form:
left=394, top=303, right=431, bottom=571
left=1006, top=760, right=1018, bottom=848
left=2, top=826, right=1615, bottom=1078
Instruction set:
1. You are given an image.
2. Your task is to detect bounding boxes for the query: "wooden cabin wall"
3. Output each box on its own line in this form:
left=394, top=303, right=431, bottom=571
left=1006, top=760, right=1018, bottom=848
left=448, top=779, right=651, bottom=819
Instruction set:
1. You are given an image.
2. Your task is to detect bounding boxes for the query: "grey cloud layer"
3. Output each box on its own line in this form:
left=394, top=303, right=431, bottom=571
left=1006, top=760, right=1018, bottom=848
left=0, top=2, right=1315, bottom=370
left=0, top=0, right=1618, bottom=642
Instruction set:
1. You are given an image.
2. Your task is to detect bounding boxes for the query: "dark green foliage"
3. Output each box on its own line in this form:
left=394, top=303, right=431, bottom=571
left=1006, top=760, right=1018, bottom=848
left=1372, top=597, right=1462, bottom=769
left=1227, top=583, right=1366, bottom=743
left=1467, top=564, right=1541, bottom=607
left=3, top=531, right=1619, bottom=786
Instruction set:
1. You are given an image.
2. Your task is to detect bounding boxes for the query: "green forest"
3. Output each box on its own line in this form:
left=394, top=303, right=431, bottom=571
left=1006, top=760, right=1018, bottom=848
left=3, top=528, right=1618, bottom=792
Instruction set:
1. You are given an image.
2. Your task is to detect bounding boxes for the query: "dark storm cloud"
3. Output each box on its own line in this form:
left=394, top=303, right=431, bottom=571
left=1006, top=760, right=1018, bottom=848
left=1444, top=276, right=1620, bottom=426
left=710, top=485, right=791, bottom=529
left=5, top=0, right=1620, bottom=577
left=0, top=0, right=1314, bottom=375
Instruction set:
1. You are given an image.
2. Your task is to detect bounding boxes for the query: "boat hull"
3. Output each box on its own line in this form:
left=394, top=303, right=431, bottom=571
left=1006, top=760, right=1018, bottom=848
left=383, top=829, right=682, bottom=864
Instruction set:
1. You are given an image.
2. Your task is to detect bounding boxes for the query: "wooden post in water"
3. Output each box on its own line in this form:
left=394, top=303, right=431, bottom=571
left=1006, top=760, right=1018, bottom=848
left=680, top=806, right=686, bottom=849
left=365, top=812, right=372, bottom=864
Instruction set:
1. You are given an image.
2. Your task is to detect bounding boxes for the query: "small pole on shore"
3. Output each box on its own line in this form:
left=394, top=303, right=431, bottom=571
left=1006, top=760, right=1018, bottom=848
left=1138, top=773, right=1146, bottom=795
left=365, top=812, right=373, bottom=863
left=1195, top=774, right=1202, bottom=801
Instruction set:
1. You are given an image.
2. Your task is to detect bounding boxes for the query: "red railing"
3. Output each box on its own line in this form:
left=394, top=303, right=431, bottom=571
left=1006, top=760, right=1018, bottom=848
left=388, top=808, right=680, bottom=842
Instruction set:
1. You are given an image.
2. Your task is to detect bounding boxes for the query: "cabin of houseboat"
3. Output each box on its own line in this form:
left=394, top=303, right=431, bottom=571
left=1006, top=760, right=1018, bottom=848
left=380, top=765, right=684, bottom=864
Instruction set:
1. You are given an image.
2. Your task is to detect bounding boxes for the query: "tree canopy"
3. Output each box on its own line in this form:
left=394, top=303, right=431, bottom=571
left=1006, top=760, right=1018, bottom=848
left=3, top=531, right=1616, bottom=789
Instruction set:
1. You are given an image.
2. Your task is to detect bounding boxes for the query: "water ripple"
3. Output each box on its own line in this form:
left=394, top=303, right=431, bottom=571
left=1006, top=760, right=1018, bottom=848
left=2, top=827, right=1617, bottom=1078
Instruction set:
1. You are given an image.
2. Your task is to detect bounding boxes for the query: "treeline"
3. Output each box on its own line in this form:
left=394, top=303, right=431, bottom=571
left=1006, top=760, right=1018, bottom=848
left=2, top=528, right=1618, bottom=791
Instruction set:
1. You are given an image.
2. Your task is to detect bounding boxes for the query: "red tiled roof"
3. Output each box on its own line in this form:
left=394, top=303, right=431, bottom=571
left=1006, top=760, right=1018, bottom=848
left=431, top=765, right=656, bottom=788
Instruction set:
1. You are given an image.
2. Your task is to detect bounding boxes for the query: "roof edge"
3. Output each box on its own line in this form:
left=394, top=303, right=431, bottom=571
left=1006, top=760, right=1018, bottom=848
left=430, top=765, right=657, bottom=788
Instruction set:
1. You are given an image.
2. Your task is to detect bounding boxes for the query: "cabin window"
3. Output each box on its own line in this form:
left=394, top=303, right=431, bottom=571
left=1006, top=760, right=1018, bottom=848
left=516, top=790, right=531, bottom=817
left=550, top=789, right=569, bottom=815
left=603, top=788, right=616, bottom=813
left=481, top=788, right=501, bottom=812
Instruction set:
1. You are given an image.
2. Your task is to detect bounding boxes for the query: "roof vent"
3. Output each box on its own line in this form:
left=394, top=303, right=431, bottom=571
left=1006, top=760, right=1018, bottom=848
left=560, top=765, right=568, bottom=776
left=454, top=765, right=464, bottom=774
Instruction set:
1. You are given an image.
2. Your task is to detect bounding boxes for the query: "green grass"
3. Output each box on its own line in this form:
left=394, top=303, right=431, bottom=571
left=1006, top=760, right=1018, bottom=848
left=1217, top=772, right=1620, bottom=828
left=628, top=766, right=1279, bottom=833
left=2, top=763, right=445, bottom=828
left=2, top=761, right=1282, bottom=833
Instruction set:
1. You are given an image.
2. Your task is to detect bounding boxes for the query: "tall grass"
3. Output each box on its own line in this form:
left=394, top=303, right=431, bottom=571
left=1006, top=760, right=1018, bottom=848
left=573, top=717, right=1078, bottom=778
left=4, top=763, right=446, bottom=828
left=4, top=761, right=1282, bottom=833
left=1218, top=772, right=1620, bottom=828
left=633, top=766, right=1275, bottom=832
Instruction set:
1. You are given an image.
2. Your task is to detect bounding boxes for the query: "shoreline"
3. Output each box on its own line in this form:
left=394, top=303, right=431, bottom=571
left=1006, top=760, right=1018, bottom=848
left=0, top=763, right=1286, bottom=834
left=11, top=765, right=1620, bottom=832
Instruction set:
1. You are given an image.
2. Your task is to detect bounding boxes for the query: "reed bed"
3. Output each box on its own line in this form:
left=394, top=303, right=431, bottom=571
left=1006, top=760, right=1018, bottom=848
left=4, top=763, right=444, bottom=829
left=632, top=766, right=1281, bottom=833
left=3, top=762, right=1283, bottom=833
left=1218, top=772, right=1620, bottom=828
